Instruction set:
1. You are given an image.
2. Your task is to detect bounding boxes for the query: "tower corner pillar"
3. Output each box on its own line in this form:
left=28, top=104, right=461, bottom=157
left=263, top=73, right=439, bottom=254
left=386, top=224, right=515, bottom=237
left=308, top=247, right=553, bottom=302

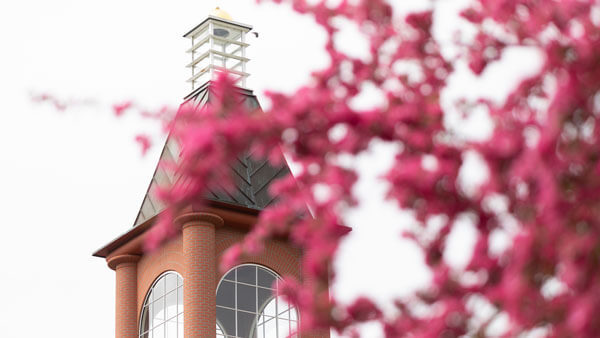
left=177, top=212, right=224, bottom=338
left=107, top=254, right=141, bottom=338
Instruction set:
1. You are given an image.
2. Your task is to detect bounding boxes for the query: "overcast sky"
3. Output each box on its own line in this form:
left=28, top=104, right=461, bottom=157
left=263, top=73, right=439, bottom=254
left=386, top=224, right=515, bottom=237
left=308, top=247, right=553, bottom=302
left=0, top=0, right=544, bottom=337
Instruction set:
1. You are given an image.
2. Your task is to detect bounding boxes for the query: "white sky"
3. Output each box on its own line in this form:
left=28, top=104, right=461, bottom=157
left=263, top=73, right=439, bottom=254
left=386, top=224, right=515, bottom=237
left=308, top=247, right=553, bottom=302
left=0, top=0, right=542, bottom=337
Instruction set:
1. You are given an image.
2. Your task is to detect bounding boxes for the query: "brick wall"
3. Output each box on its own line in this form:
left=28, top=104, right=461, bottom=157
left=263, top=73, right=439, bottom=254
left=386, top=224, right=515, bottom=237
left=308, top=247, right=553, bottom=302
left=137, top=234, right=184, bottom=318
left=130, top=219, right=328, bottom=338
left=215, top=226, right=302, bottom=282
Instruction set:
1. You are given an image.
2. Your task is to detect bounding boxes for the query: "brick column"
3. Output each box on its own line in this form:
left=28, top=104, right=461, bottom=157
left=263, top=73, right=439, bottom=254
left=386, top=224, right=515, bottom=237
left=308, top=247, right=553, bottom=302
left=108, top=254, right=141, bottom=338
left=177, top=212, right=224, bottom=338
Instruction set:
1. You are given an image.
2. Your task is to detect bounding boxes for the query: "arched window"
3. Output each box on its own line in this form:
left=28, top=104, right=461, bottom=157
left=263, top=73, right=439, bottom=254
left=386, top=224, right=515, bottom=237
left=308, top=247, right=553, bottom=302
left=216, top=264, right=298, bottom=338
left=139, top=271, right=184, bottom=338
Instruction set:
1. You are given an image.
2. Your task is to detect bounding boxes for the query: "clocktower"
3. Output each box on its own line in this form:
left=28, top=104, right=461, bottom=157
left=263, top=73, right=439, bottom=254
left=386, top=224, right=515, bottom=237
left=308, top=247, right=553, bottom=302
left=94, top=8, right=329, bottom=338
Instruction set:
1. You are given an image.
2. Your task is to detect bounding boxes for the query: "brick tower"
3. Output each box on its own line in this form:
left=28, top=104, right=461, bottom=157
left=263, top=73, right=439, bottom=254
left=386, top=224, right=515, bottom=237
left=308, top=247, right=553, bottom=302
left=93, top=8, right=328, bottom=338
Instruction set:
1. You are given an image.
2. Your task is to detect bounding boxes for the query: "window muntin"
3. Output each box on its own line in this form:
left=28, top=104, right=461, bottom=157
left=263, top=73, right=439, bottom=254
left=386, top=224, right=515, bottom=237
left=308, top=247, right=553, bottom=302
left=140, top=271, right=184, bottom=338
left=216, top=264, right=298, bottom=338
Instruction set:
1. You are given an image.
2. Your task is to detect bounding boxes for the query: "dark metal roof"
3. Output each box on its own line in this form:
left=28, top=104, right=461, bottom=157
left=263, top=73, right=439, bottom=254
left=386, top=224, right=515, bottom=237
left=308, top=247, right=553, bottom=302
left=133, top=84, right=290, bottom=226
left=205, top=152, right=288, bottom=209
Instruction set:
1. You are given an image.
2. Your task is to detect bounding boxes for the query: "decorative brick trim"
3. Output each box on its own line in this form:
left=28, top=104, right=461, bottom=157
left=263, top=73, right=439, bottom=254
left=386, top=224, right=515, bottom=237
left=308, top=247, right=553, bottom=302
left=107, top=254, right=141, bottom=271
left=215, top=227, right=302, bottom=282
left=175, top=212, right=224, bottom=230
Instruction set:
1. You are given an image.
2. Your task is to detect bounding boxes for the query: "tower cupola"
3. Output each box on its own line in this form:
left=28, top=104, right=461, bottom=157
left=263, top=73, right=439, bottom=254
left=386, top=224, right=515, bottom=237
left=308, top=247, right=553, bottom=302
left=183, top=7, right=252, bottom=91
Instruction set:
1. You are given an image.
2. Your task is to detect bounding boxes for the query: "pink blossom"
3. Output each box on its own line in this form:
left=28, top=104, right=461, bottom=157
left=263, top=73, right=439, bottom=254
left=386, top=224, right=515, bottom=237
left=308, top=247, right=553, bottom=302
left=346, top=297, right=382, bottom=322
left=134, top=134, right=152, bottom=155
left=113, top=101, right=133, bottom=116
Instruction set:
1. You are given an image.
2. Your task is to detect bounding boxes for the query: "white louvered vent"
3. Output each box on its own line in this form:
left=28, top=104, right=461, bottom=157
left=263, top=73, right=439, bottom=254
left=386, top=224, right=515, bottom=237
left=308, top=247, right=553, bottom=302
left=184, top=8, right=252, bottom=90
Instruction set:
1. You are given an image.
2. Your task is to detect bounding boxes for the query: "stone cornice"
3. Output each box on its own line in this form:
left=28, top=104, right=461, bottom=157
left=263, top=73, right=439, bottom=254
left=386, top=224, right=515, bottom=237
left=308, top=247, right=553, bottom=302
left=107, top=254, right=141, bottom=270
left=175, top=212, right=224, bottom=230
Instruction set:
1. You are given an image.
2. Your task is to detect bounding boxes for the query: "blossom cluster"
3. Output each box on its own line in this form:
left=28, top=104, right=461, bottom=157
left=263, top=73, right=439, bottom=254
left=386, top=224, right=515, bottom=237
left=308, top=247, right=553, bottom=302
left=151, top=0, right=600, bottom=336
left=38, top=0, right=600, bottom=336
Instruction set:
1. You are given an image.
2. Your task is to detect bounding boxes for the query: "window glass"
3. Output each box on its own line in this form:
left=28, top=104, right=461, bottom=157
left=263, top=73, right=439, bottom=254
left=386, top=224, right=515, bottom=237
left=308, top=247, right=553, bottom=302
left=237, top=283, right=256, bottom=313
left=217, top=280, right=235, bottom=308
left=166, top=274, right=178, bottom=292
left=217, top=323, right=227, bottom=338
left=237, top=265, right=256, bottom=285
left=217, top=307, right=236, bottom=336
left=223, top=270, right=235, bottom=281
left=166, top=290, right=178, bottom=319
left=140, top=272, right=183, bottom=338
left=216, top=264, right=298, bottom=338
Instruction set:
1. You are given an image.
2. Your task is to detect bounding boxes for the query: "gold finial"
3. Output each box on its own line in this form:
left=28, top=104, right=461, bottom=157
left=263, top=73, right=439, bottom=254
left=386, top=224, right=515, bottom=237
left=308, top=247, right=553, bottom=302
left=211, top=6, right=233, bottom=21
